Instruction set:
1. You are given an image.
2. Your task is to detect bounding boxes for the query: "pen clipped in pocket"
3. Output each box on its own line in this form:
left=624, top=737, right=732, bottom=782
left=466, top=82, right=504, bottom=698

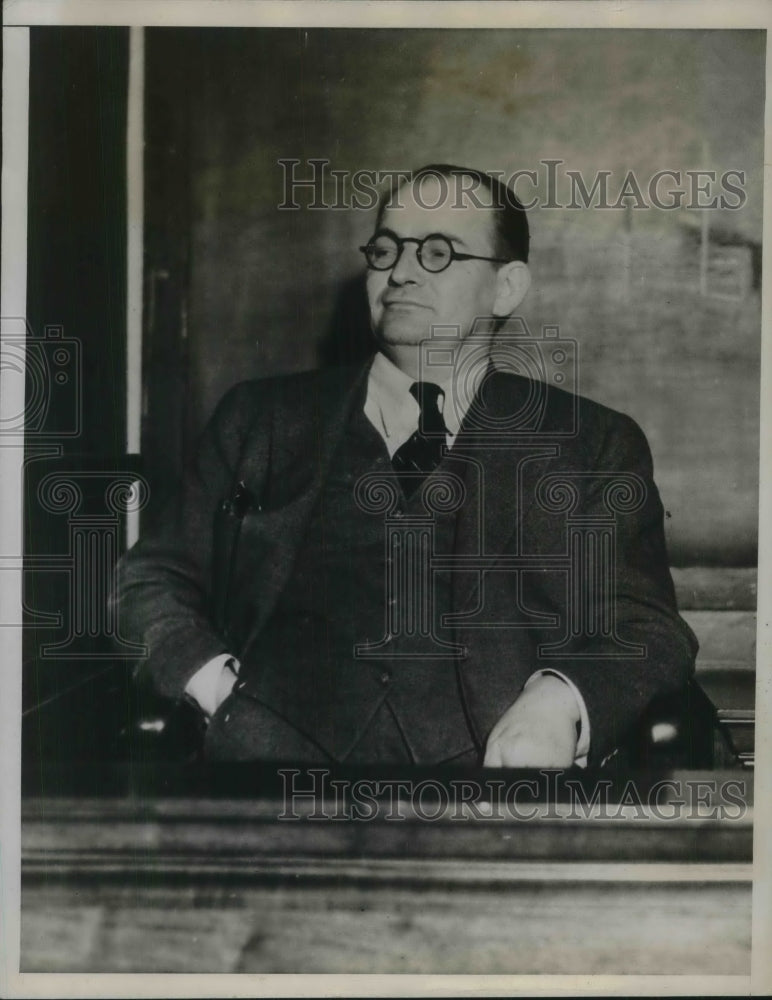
left=211, top=480, right=258, bottom=636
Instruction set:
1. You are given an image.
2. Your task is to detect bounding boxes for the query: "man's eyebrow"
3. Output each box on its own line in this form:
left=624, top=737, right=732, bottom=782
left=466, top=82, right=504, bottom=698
left=441, top=232, right=471, bottom=249
left=373, top=226, right=473, bottom=249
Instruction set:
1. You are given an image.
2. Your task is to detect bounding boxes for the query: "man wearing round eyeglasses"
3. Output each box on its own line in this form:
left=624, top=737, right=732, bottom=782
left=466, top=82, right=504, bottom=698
left=361, top=172, right=529, bottom=369
left=116, top=164, right=696, bottom=770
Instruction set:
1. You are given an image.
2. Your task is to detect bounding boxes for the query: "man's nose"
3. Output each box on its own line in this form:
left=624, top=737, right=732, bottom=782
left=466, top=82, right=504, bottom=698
left=388, top=242, right=424, bottom=285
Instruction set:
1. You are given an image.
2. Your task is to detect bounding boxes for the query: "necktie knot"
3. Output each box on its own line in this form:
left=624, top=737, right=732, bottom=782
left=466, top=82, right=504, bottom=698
left=410, top=381, right=447, bottom=436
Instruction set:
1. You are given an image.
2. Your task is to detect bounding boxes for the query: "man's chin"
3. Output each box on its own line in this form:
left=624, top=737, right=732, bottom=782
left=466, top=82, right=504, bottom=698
left=375, top=320, right=431, bottom=347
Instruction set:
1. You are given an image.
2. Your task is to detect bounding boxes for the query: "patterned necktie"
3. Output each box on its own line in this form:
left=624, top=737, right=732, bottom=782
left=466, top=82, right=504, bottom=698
left=391, top=382, right=449, bottom=498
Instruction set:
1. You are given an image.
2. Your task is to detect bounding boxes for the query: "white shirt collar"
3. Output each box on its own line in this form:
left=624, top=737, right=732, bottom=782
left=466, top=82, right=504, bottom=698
left=363, top=350, right=482, bottom=455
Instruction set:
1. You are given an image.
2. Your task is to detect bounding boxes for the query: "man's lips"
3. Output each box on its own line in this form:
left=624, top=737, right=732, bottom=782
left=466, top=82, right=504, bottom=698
left=382, top=298, right=430, bottom=309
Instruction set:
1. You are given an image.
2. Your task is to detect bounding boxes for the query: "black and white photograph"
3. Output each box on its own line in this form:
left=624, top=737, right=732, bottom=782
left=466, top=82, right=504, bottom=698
left=1, top=0, right=770, bottom=995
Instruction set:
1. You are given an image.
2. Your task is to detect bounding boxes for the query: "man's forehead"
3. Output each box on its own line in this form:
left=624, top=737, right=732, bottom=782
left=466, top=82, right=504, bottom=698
left=380, top=177, right=496, bottom=243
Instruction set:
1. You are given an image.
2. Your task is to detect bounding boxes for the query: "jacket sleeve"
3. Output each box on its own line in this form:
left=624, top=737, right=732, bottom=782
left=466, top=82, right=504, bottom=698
left=530, top=409, right=699, bottom=765
left=111, top=380, right=270, bottom=699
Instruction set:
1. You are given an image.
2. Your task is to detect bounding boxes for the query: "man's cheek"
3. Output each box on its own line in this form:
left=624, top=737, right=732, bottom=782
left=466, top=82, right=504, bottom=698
left=369, top=304, right=384, bottom=331
left=366, top=283, right=384, bottom=326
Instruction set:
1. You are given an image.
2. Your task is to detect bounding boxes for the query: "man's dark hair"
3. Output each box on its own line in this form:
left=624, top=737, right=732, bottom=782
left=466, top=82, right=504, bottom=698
left=375, top=163, right=530, bottom=264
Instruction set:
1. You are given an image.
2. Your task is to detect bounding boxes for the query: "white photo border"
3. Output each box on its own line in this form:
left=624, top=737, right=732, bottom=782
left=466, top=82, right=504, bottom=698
left=2, top=2, right=770, bottom=997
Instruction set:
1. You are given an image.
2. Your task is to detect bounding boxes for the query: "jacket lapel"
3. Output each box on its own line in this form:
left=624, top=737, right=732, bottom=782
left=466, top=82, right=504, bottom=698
left=449, top=371, right=557, bottom=615
left=232, top=362, right=370, bottom=656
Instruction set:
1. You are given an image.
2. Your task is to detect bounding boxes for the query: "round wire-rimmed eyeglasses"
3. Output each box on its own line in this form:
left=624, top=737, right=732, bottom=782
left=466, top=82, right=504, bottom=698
left=359, top=231, right=510, bottom=274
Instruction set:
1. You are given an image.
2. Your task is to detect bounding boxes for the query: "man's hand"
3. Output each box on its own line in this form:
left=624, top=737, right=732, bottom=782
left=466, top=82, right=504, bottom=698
left=483, top=673, right=581, bottom=767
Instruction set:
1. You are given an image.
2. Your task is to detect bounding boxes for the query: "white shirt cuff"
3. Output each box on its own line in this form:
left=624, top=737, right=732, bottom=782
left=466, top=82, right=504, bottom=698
left=184, top=653, right=239, bottom=717
left=525, top=669, right=591, bottom=767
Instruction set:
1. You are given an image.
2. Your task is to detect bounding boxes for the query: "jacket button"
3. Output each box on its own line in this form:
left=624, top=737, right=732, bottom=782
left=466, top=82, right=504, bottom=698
left=379, top=670, right=392, bottom=686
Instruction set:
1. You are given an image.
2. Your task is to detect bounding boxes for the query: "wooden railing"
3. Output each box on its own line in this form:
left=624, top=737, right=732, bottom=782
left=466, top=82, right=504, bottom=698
left=671, top=566, right=756, bottom=766
left=21, top=765, right=753, bottom=975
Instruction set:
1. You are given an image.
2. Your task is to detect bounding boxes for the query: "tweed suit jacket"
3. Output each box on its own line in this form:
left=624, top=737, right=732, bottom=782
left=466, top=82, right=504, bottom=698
left=114, top=360, right=697, bottom=765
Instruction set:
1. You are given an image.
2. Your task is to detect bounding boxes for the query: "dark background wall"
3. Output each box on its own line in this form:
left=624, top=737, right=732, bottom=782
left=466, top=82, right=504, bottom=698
left=145, top=28, right=763, bottom=566
left=25, top=28, right=131, bottom=762
left=27, top=28, right=128, bottom=455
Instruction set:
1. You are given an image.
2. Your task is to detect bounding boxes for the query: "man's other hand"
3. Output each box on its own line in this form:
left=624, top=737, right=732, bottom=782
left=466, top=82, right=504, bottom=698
left=483, top=673, right=581, bottom=768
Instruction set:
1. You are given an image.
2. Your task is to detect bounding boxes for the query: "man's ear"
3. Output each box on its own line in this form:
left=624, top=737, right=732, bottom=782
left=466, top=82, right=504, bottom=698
left=492, top=262, right=531, bottom=317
